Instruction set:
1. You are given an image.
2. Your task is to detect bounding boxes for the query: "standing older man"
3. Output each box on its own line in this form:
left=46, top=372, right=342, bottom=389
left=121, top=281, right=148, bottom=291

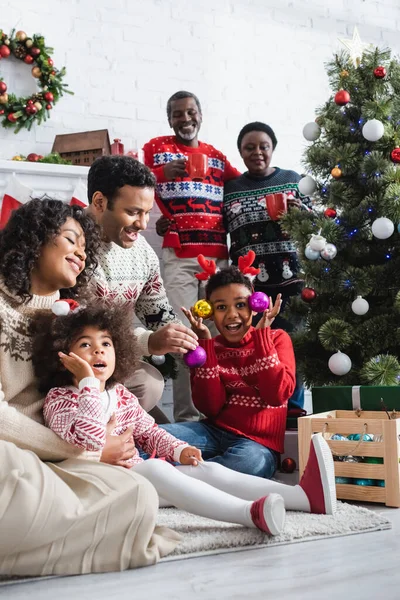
left=87, top=155, right=198, bottom=423
left=143, top=90, right=240, bottom=422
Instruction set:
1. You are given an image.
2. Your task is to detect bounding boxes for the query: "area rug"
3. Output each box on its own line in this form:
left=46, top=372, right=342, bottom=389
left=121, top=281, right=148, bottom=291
left=157, top=501, right=391, bottom=561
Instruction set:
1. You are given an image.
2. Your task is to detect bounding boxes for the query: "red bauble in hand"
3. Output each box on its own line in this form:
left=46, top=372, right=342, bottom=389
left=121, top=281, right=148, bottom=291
left=324, top=208, right=337, bottom=219
left=374, top=66, right=386, bottom=79
left=281, top=457, right=297, bottom=473
left=301, top=287, right=316, bottom=302
left=334, top=90, right=350, bottom=106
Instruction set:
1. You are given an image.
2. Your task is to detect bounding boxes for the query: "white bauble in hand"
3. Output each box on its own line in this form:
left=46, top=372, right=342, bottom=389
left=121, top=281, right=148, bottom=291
left=305, top=245, right=320, bottom=260
left=282, top=259, right=293, bottom=280
left=303, top=122, right=321, bottom=142
left=320, top=243, right=337, bottom=260
left=298, top=175, right=317, bottom=196
left=151, top=355, right=166, bottom=366
left=351, top=296, right=369, bottom=315
left=371, top=217, right=394, bottom=240
left=309, top=233, right=327, bottom=251
left=362, top=119, right=385, bottom=142
left=328, top=351, right=352, bottom=376
left=257, top=262, right=269, bottom=282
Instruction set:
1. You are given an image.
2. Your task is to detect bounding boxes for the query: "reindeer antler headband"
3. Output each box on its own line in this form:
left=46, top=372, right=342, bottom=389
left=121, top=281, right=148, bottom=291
left=195, top=251, right=260, bottom=281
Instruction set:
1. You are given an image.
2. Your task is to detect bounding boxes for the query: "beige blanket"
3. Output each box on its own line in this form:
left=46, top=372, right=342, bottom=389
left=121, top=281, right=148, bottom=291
left=0, top=441, right=181, bottom=576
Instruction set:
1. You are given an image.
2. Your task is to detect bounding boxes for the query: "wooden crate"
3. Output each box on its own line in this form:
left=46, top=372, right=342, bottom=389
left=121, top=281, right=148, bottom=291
left=298, top=410, right=400, bottom=507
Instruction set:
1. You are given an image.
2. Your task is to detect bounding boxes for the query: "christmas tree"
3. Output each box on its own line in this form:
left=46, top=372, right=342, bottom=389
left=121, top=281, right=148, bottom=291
left=282, top=38, right=400, bottom=388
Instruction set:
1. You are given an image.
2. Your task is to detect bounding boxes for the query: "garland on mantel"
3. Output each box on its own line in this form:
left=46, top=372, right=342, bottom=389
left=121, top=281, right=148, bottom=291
left=0, top=28, right=73, bottom=133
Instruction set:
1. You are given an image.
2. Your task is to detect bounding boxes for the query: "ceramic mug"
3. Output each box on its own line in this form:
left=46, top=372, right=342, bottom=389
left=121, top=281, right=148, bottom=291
left=266, top=193, right=287, bottom=221
left=186, top=154, right=208, bottom=180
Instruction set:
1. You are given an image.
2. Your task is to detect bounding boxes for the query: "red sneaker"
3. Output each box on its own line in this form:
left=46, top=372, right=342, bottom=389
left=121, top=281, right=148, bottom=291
left=299, top=433, right=337, bottom=515
left=250, top=493, right=285, bottom=535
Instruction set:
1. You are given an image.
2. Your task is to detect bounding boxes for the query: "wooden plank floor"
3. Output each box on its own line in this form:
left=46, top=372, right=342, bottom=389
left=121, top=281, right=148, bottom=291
left=3, top=505, right=399, bottom=600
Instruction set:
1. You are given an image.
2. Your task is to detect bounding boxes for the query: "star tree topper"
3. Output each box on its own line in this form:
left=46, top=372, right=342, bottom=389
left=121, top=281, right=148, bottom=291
left=339, top=26, right=371, bottom=67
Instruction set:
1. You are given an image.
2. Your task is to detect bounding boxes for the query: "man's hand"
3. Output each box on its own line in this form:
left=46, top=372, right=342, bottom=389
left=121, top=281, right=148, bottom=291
left=181, top=306, right=212, bottom=340
left=148, top=323, right=198, bottom=355
left=100, top=415, right=136, bottom=468
left=287, top=197, right=302, bottom=209
left=255, top=294, right=282, bottom=329
left=156, top=215, right=171, bottom=237
left=163, top=159, right=187, bottom=179
left=179, top=446, right=203, bottom=466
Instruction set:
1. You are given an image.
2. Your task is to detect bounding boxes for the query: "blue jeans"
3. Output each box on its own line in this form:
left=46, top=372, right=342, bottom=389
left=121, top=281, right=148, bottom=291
left=159, top=421, right=278, bottom=479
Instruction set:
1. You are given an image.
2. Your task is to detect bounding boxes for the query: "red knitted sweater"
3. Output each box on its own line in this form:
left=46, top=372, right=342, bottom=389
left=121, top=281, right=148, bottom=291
left=143, top=135, right=240, bottom=259
left=192, top=327, right=296, bottom=453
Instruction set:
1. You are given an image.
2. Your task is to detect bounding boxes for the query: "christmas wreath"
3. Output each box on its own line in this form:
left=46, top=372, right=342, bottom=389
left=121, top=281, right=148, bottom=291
left=0, top=28, right=73, bottom=133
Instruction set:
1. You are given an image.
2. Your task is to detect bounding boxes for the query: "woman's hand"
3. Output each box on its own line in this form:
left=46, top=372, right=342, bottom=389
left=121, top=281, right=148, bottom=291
left=255, top=294, right=282, bottom=329
left=287, top=196, right=302, bottom=209
left=181, top=306, right=212, bottom=340
left=179, top=446, right=203, bottom=466
left=58, top=351, right=94, bottom=382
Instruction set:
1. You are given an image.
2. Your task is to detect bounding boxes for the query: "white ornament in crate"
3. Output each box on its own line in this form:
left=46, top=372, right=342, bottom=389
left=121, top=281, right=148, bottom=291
left=371, top=217, right=394, bottom=239
left=257, top=262, right=269, bottom=282
left=320, top=243, right=337, bottom=260
left=151, top=355, right=166, bottom=366
left=282, top=259, right=293, bottom=280
left=328, top=351, right=352, bottom=376
left=362, top=119, right=384, bottom=142
left=302, top=122, right=321, bottom=141
left=305, top=245, right=320, bottom=260
left=309, top=233, right=327, bottom=252
left=351, top=296, right=369, bottom=315
left=298, top=175, right=317, bottom=196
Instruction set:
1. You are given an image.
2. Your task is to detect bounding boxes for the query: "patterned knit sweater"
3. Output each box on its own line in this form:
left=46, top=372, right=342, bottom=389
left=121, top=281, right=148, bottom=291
left=192, top=327, right=295, bottom=453
left=143, top=135, right=240, bottom=259
left=0, top=280, right=98, bottom=462
left=43, top=377, right=188, bottom=466
left=92, top=236, right=178, bottom=356
left=223, top=169, right=310, bottom=299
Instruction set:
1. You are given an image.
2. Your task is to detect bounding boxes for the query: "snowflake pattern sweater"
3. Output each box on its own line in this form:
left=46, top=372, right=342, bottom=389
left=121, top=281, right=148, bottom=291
left=223, top=168, right=311, bottom=299
left=91, top=236, right=178, bottom=356
left=192, top=327, right=296, bottom=453
left=143, top=135, right=240, bottom=259
left=43, top=377, right=189, bottom=466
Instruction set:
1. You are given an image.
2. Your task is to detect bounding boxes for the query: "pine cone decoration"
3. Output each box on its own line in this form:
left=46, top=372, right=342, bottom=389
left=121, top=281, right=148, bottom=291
left=14, top=44, right=27, bottom=59
left=32, top=93, right=44, bottom=102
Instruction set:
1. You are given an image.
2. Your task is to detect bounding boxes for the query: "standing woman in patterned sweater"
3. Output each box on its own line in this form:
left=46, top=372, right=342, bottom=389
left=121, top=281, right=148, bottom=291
left=223, top=122, right=311, bottom=409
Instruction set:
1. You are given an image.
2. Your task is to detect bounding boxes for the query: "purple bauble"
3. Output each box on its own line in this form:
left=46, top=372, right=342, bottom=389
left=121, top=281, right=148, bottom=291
left=248, top=291, right=270, bottom=312
left=184, top=346, right=207, bottom=368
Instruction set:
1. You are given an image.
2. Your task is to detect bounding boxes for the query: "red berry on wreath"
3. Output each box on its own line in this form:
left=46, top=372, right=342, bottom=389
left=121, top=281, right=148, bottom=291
left=51, top=70, right=56, bottom=75
left=0, top=45, right=10, bottom=58
left=0, top=110, right=4, bottom=115
left=0, top=81, right=6, bottom=93
left=26, top=105, right=38, bottom=115
left=44, top=92, right=54, bottom=102
left=46, top=104, right=52, bottom=110
left=7, top=113, right=18, bottom=123
left=24, top=55, right=34, bottom=64
left=27, top=99, right=33, bottom=105
left=334, top=89, right=350, bottom=106
left=48, top=58, right=54, bottom=66
left=374, top=66, right=386, bottom=79
left=30, top=47, right=40, bottom=57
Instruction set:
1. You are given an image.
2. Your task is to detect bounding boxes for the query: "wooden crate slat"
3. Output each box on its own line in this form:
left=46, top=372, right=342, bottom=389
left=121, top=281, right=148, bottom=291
left=334, top=462, right=385, bottom=478
left=328, top=440, right=384, bottom=457
left=310, top=417, right=384, bottom=435
left=335, top=410, right=396, bottom=420
left=336, top=483, right=386, bottom=503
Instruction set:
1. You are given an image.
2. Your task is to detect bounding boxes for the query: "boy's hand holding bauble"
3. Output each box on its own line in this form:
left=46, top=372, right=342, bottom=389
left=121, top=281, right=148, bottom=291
left=182, top=306, right=212, bottom=340
left=193, top=299, right=213, bottom=319
left=248, top=291, right=270, bottom=312
left=255, top=294, right=282, bottom=329
left=58, top=351, right=94, bottom=382
left=179, top=446, right=203, bottom=466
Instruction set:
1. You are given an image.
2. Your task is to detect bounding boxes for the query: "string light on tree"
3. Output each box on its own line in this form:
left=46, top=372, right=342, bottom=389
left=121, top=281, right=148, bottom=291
left=328, top=351, right=352, bottom=376
left=302, top=122, right=321, bottom=141
left=351, top=296, right=369, bottom=315
left=362, top=119, right=385, bottom=142
left=371, top=217, right=394, bottom=239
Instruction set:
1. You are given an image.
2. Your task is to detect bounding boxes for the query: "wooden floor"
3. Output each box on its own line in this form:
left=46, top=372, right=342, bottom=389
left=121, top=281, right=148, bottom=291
left=3, top=504, right=400, bottom=600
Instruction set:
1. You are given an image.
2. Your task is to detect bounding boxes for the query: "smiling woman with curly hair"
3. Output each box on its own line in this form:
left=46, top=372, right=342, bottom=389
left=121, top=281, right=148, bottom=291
left=0, top=197, right=174, bottom=576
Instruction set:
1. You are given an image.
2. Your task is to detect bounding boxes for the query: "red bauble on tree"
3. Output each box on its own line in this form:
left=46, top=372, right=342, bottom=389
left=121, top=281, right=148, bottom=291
left=374, top=66, right=386, bottom=79
left=0, top=81, right=7, bottom=93
left=0, top=45, right=11, bottom=58
left=324, top=208, right=337, bottom=219
left=301, top=287, right=316, bottom=302
left=390, top=148, right=400, bottom=163
left=334, top=89, right=350, bottom=106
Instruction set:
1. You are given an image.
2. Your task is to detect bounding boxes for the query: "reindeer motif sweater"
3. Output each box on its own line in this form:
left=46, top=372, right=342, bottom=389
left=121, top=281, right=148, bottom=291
left=92, top=236, right=178, bottom=356
left=192, top=327, right=296, bottom=453
left=143, top=136, right=240, bottom=259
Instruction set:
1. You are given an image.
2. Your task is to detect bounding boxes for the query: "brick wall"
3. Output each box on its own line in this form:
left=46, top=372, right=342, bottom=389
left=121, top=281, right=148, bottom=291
left=2, top=0, right=400, bottom=253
